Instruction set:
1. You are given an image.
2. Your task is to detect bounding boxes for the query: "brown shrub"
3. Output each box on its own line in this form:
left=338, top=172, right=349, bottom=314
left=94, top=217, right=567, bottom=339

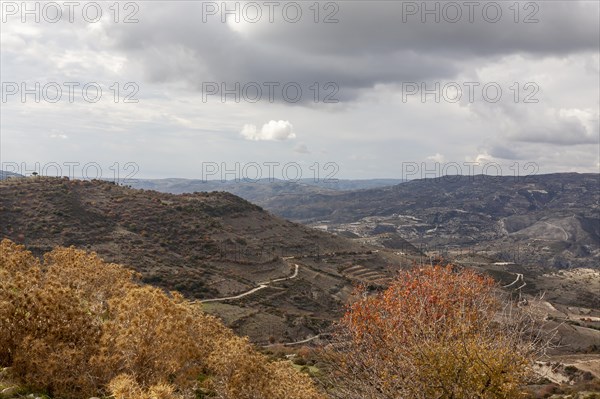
left=207, top=336, right=324, bottom=399
left=108, top=374, right=182, bottom=399
left=0, top=240, right=43, bottom=365
left=0, top=239, right=325, bottom=399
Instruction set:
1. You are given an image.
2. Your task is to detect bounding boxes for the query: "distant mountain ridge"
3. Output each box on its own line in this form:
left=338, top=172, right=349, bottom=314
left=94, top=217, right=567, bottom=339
left=260, top=173, right=600, bottom=270
left=0, top=170, right=24, bottom=180
left=129, top=178, right=407, bottom=204
left=263, top=173, right=599, bottom=220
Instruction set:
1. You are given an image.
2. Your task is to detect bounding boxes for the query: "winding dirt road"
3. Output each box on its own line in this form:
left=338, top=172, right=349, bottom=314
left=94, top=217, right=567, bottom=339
left=262, top=334, right=322, bottom=348
left=197, top=263, right=299, bottom=303
left=503, top=273, right=526, bottom=290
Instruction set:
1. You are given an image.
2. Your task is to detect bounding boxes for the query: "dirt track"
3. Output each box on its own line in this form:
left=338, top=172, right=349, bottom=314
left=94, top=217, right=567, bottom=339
left=197, top=263, right=299, bottom=303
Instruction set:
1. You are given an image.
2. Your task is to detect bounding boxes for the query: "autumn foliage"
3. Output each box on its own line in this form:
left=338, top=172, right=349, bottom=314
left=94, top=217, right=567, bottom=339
left=0, top=239, right=325, bottom=399
left=323, top=265, right=542, bottom=399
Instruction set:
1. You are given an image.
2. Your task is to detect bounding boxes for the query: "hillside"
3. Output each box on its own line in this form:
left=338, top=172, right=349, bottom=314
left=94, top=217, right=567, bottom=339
left=0, top=177, right=407, bottom=343
left=257, top=174, right=600, bottom=270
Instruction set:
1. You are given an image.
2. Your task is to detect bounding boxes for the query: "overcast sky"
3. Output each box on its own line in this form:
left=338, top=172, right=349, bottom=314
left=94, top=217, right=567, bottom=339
left=1, top=0, right=599, bottom=180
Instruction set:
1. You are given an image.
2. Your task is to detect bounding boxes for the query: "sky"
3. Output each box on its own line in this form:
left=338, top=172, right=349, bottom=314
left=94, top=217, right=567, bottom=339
left=1, top=0, right=599, bottom=181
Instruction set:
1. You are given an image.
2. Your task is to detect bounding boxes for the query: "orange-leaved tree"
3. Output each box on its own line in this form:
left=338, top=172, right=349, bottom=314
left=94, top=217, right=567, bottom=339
left=322, top=264, right=546, bottom=399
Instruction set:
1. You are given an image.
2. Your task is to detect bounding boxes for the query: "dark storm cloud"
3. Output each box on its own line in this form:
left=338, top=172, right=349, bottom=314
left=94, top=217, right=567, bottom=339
left=103, top=1, right=599, bottom=103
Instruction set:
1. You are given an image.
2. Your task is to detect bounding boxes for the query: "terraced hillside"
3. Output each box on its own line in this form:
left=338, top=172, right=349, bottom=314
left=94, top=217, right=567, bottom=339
left=0, top=177, right=407, bottom=343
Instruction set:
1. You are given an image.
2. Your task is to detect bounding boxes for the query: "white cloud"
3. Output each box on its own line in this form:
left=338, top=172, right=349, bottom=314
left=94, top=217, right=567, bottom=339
left=241, top=120, right=296, bottom=141
left=465, top=151, right=511, bottom=166
left=427, top=153, right=445, bottom=162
